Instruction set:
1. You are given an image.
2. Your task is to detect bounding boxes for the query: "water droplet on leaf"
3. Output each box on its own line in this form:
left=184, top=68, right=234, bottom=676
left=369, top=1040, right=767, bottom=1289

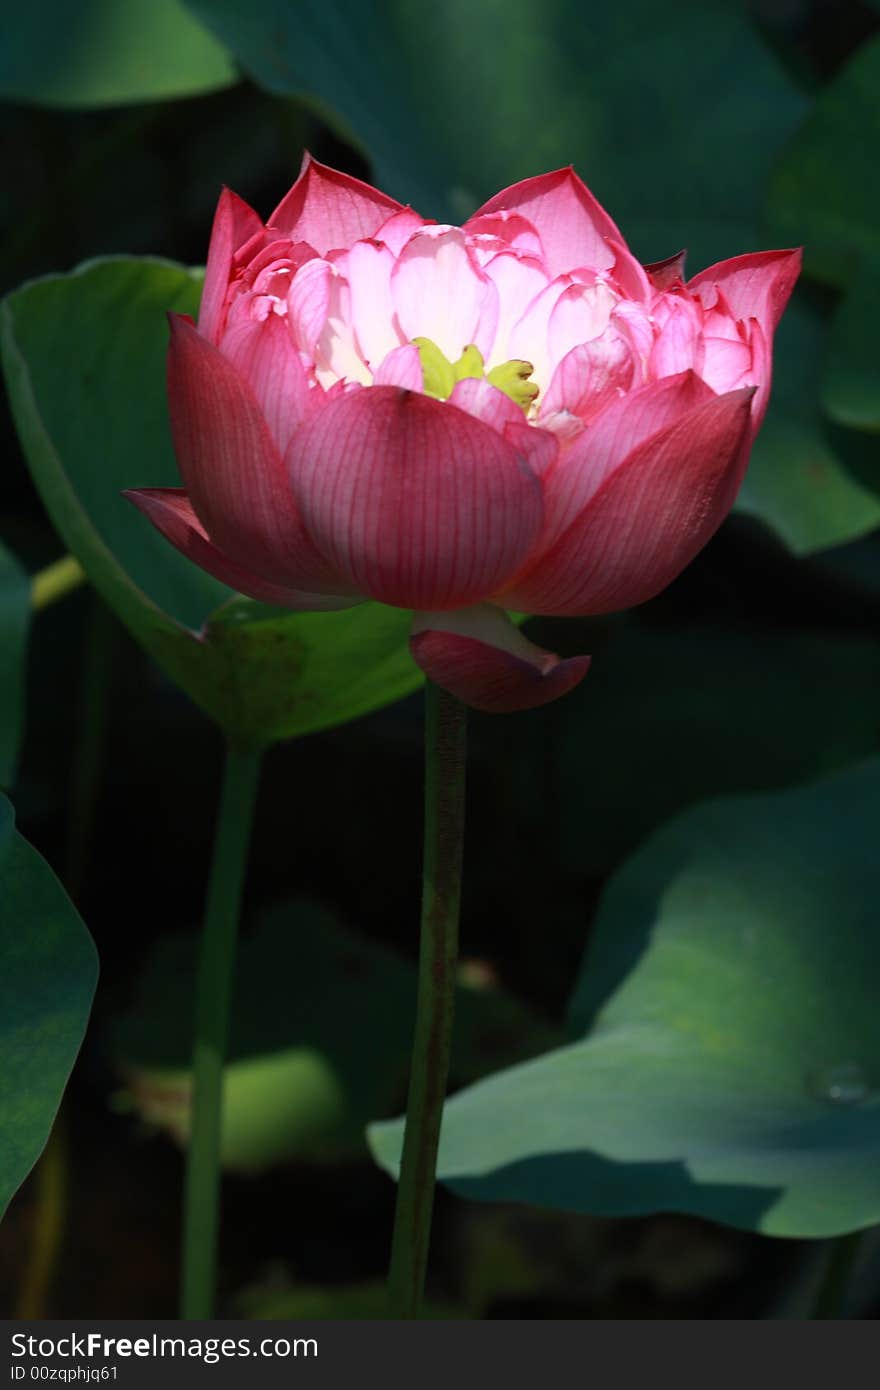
left=809, top=1062, right=873, bottom=1106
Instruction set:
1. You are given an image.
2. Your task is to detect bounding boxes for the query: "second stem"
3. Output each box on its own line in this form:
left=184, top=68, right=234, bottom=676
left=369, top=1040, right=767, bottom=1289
left=181, top=739, right=263, bottom=1320
left=387, top=682, right=467, bottom=1318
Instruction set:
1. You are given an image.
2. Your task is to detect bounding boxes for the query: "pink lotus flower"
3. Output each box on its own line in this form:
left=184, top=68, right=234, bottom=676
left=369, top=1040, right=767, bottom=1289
left=126, top=156, right=800, bottom=713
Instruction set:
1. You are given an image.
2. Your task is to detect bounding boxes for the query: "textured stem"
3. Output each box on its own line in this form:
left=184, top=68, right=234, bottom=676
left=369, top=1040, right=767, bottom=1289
left=811, top=1231, right=864, bottom=1319
left=387, top=682, right=467, bottom=1318
left=180, top=741, right=262, bottom=1320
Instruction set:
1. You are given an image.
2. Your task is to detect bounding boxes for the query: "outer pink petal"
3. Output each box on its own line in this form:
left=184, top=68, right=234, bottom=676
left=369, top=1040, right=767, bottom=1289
left=535, top=371, right=716, bottom=549
left=410, top=605, right=590, bottom=713
left=268, top=152, right=404, bottom=253
left=219, top=311, right=310, bottom=457
left=166, top=314, right=348, bottom=595
left=199, top=188, right=264, bottom=345
left=447, top=380, right=559, bottom=480
left=687, top=249, right=801, bottom=334
left=123, top=489, right=359, bottom=611
left=287, top=385, right=544, bottom=610
left=502, top=387, right=755, bottom=616
left=468, top=168, right=625, bottom=277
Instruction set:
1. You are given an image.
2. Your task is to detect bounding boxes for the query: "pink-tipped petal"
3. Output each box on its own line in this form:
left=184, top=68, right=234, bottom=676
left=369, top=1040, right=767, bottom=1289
left=502, top=385, right=755, bottom=616
left=374, top=343, right=424, bottom=389
left=374, top=207, right=430, bottom=254
left=541, top=331, right=637, bottom=426
left=469, top=168, right=625, bottom=277
left=123, top=488, right=358, bottom=610
left=344, top=239, right=400, bottom=368
left=410, top=604, right=590, bottom=712
left=219, top=311, right=310, bottom=457
left=199, top=188, right=264, bottom=345
left=482, top=250, right=550, bottom=364
left=287, top=386, right=544, bottom=610
left=166, top=314, right=348, bottom=595
left=688, top=248, right=802, bottom=333
left=269, top=152, right=405, bottom=253
left=391, top=227, right=499, bottom=361
left=447, top=375, right=524, bottom=431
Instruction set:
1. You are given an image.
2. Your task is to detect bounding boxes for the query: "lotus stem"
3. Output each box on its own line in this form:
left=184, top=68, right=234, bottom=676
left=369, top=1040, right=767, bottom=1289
left=181, top=740, right=262, bottom=1319
left=31, top=555, right=86, bottom=611
left=811, top=1231, right=865, bottom=1318
left=387, top=681, right=467, bottom=1318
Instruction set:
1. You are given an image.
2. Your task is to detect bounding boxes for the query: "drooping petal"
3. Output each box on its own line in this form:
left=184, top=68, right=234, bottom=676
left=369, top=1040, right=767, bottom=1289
left=269, top=151, right=404, bottom=253
left=287, top=385, right=544, bottom=610
left=502, top=386, right=755, bottom=616
left=391, top=227, right=499, bottom=361
left=469, top=167, right=625, bottom=277
left=687, top=248, right=802, bottom=334
left=166, top=314, right=349, bottom=594
left=410, top=604, right=590, bottom=712
left=122, top=489, right=359, bottom=610
left=219, top=311, right=310, bottom=457
left=199, top=187, right=264, bottom=345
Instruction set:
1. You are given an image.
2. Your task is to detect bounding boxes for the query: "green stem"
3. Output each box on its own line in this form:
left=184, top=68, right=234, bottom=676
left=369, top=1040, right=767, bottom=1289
left=811, top=1231, right=864, bottom=1319
left=31, top=555, right=86, bottom=611
left=387, top=682, right=467, bottom=1319
left=14, top=1117, right=67, bottom=1318
left=181, top=740, right=263, bottom=1320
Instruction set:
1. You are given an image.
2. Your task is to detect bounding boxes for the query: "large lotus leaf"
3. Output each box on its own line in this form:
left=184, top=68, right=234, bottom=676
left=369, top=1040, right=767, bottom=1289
left=551, top=621, right=880, bottom=878
left=1, top=258, right=422, bottom=744
left=372, top=760, right=880, bottom=1238
left=185, top=0, right=807, bottom=272
left=823, top=260, right=880, bottom=432
left=0, top=0, right=236, bottom=107
left=767, top=34, right=880, bottom=288
left=0, top=542, right=30, bottom=788
left=736, top=293, right=880, bottom=553
left=0, top=796, right=98, bottom=1219
left=111, top=900, right=560, bottom=1171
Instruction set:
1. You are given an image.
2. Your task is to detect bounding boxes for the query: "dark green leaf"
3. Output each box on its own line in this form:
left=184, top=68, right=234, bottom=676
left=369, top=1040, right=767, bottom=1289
left=737, top=293, right=880, bottom=552
left=372, top=760, right=880, bottom=1237
left=0, top=543, right=29, bottom=788
left=552, top=621, right=880, bottom=877
left=0, top=796, right=98, bottom=1219
left=823, top=261, right=880, bottom=431
left=1, top=259, right=423, bottom=744
left=766, top=34, right=880, bottom=287
left=185, top=0, right=806, bottom=272
left=0, top=0, right=236, bottom=107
